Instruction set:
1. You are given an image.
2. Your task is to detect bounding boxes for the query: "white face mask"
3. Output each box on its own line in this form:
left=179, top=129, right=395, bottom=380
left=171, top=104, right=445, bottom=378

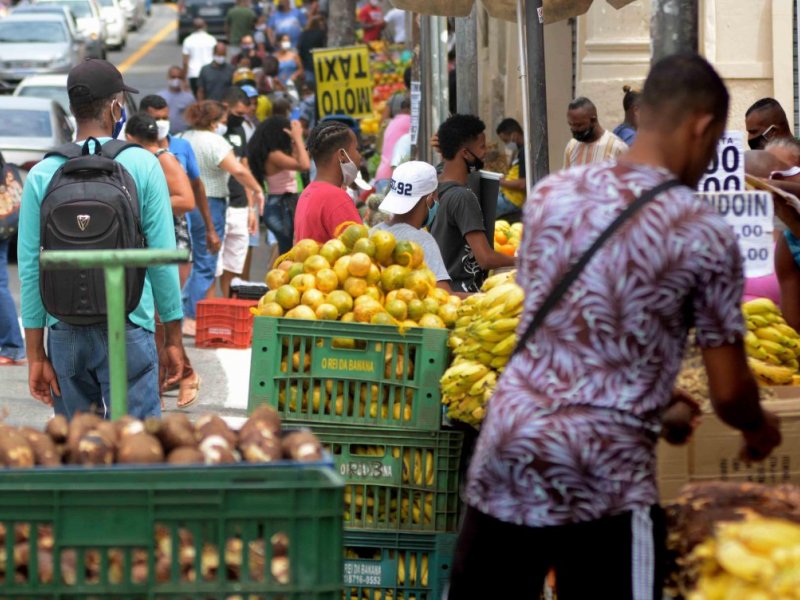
left=280, top=40, right=291, bottom=50
left=505, top=141, right=517, bottom=153
left=168, top=77, right=182, bottom=89
left=156, top=119, right=170, bottom=140
left=213, top=55, right=226, bottom=65
left=339, top=149, right=359, bottom=187
left=215, top=123, right=228, bottom=136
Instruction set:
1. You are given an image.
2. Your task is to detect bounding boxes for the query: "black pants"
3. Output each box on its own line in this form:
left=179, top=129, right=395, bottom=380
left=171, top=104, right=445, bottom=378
left=448, top=505, right=666, bottom=600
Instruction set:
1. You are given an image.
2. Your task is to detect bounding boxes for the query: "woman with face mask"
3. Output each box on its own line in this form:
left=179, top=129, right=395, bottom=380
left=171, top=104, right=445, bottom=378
left=293, top=120, right=364, bottom=244
left=177, top=100, right=265, bottom=336
left=247, top=116, right=310, bottom=254
left=273, top=34, right=304, bottom=86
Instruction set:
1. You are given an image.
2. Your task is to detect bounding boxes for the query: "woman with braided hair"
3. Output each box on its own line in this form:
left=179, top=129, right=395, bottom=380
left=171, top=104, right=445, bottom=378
left=293, top=120, right=363, bottom=243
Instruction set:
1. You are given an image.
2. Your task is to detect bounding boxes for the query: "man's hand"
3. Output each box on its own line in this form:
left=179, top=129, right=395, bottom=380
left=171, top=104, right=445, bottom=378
left=28, top=358, right=59, bottom=406
left=740, top=409, right=782, bottom=462
left=248, top=208, right=258, bottom=235
left=206, top=228, right=221, bottom=254
left=160, top=320, right=185, bottom=392
left=660, top=389, right=701, bottom=445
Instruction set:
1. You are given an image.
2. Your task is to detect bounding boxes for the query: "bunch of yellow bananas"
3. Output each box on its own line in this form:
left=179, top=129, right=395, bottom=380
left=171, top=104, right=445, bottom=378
left=342, top=447, right=436, bottom=526
left=345, top=550, right=431, bottom=599
left=441, top=272, right=524, bottom=427
left=688, top=515, right=800, bottom=600
left=743, top=298, right=800, bottom=386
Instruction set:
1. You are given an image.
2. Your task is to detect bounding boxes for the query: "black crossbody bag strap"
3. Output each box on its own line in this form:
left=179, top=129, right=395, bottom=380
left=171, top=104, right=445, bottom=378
left=511, top=179, right=682, bottom=357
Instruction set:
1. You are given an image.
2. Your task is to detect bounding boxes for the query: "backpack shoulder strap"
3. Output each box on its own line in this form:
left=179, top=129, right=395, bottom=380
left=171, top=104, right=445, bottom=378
left=99, top=140, right=141, bottom=160
left=44, top=142, right=83, bottom=161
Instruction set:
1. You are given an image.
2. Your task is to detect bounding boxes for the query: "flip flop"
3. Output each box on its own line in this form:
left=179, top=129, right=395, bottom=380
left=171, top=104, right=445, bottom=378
left=0, top=356, right=26, bottom=366
left=177, top=373, right=201, bottom=409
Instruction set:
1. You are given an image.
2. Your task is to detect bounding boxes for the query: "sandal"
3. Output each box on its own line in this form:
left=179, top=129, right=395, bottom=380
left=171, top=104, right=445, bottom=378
left=177, top=373, right=201, bottom=409
left=0, top=356, right=26, bottom=366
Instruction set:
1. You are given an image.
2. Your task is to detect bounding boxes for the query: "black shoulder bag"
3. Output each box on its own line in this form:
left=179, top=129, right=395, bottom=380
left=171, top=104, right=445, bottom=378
left=511, top=179, right=682, bottom=357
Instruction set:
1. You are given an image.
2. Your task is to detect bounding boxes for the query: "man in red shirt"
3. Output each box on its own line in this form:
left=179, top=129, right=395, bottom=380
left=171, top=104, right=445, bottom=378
left=294, top=121, right=364, bottom=243
left=358, top=0, right=385, bottom=42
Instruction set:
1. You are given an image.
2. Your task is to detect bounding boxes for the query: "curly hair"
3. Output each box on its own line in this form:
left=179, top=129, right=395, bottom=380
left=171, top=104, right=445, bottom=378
left=306, top=120, right=353, bottom=163
left=247, top=116, right=293, bottom=185
left=437, top=114, right=485, bottom=161
left=184, top=100, right=226, bottom=130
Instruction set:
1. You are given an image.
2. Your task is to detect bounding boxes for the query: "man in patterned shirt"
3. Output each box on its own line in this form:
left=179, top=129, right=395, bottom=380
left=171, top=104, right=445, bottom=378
left=563, top=96, right=629, bottom=168
left=449, top=54, right=782, bottom=600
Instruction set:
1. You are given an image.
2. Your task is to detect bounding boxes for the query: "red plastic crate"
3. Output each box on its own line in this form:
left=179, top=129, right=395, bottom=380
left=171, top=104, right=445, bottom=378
left=195, top=298, right=258, bottom=348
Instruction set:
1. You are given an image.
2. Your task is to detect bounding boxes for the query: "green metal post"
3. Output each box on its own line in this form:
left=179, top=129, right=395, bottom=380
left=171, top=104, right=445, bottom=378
left=103, top=265, right=128, bottom=421
left=39, top=248, right=189, bottom=420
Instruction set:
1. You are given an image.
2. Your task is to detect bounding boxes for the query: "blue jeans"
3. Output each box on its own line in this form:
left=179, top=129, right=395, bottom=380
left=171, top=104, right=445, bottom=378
left=47, top=322, right=159, bottom=419
left=0, top=238, right=24, bottom=361
left=182, top=197, right=226, bottom=319
left=263, top=193, right=296, bottom=255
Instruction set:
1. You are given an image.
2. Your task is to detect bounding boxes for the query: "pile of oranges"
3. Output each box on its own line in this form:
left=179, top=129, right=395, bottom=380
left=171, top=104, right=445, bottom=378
left=493, top=220, right=522, bottom=256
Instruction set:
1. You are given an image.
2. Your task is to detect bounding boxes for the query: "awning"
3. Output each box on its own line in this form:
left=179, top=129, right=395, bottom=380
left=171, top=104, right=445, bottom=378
left=389, top=0, right=637, bottom=23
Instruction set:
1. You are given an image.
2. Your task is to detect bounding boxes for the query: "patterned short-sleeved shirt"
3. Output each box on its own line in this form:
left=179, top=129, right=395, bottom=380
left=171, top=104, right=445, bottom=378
left=465, top=162, right=745, bottom=527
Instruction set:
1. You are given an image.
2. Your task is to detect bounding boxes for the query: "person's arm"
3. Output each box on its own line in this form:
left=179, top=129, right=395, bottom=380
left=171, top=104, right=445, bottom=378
left=240, top=156, right=259, bottom=234
left=291, top=53, right=304, bottom=81
left=777, top=233, right=800, bottom=331
left=219, top=150, right=264, bottom=199
left=269, top=120, right=311, bottom=171
left=465, top=230, right=516, bottom=270
left=159, top=152, right=195, bottom=215
left=182, top=48, right=190, bottom=74
left=499, top=178, right=526, bottom=191
left=764, top=180, right=800, bottom=238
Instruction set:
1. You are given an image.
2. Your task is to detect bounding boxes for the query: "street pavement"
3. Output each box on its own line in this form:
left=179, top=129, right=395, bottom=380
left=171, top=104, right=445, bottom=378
left=2, top=4, right=273, bottom=428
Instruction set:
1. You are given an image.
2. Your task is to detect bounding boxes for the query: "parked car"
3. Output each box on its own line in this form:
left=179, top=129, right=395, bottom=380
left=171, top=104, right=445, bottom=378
left=0, top=96, right=74, bottom=173
left=95, top=0, right=127, bottom=49
left=11, top=4, right=103, bottom=60
left=177, top=0, right=234, bottom=43
left=118, top=0, right=145, bottom=30
left=12, top=73, right=138, bottom=130
left=0, top=14, right=86, bottom=86
left=33, top=0, right=108, bottom=57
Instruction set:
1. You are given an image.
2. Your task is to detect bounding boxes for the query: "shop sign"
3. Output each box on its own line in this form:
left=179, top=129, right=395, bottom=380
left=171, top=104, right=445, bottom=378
left=697, top=131, right=745, bottom=193
left=313, top=45, right=373, bottom=119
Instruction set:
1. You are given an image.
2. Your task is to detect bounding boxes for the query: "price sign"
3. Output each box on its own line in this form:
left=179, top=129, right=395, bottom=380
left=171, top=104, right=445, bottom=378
left=698, top=191, right=774, bottom=277
left=697, top=131, right=745, bottom=193
left=410, top=81, right=421, bottom=145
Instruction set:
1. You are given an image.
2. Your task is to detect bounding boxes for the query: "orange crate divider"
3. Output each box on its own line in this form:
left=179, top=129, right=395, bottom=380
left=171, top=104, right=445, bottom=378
left=195, top=298, right=259, bottom=349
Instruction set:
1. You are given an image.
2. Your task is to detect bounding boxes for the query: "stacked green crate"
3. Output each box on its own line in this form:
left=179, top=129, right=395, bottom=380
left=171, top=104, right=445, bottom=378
left=249, top=316, right=462, bottom=600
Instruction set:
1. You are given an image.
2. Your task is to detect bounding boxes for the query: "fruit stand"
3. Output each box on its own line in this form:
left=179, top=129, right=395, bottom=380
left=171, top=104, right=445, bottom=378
left=0, top=248, right=344, bottom=598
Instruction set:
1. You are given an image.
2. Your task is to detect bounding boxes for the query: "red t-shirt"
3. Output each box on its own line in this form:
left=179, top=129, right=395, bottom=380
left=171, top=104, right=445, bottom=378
left=358, top=5, right=384, bottom=42
left=293, top=181, right=362, bottom=244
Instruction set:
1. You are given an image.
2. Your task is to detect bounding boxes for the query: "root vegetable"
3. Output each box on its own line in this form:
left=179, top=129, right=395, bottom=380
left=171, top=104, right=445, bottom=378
left=19, top=428, right=60, bottom=467
left=45, top=415, right=68, bottom=444
left=151, top=414, right=197, bottom=452
left=117, top=433, right=164, bottom=464
left=271, top=532, right=288, bottom=557
left=271, top=556, right=290, bottom=584
left=116, top=417, right=145, bottom=440
left=167, top=446, right=205, bottom=465
left=240, top=434, right=282, bottom=463
left=65, top=414, right=101, bottom=463
left=195, top=414, right=237, bottom=447
left=281, top=431, right=323, bottom=462
left=77, top=433, right=114, bottom=466
left=240, top=406, right=281, bottom=441
left=199, top=435, right=237, bottom=465
left=0, top=427, right=35, bottom=468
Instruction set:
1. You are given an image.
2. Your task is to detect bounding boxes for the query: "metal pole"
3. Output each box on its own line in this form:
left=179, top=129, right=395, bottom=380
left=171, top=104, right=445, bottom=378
left=419, top=14, right=433, bottom=162
left=525, top=0, right=549, bottom=186
left=651, top=0, right=699, bottom=63
left=104, top=264, right=128, bottom=420
left=455, top=3, right=478, bottom=115
left=39, top=248, right=189, bottom=420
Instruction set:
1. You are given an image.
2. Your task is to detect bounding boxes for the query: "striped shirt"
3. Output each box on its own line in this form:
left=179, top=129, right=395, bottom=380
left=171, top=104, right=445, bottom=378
left=564, top=129, right=628, bottom=169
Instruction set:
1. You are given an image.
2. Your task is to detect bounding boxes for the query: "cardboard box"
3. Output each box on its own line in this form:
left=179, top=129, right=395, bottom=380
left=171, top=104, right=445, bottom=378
left=658, top=396, right=800, bottom=502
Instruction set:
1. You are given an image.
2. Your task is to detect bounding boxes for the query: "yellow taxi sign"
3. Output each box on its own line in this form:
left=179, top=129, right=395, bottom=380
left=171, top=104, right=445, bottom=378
left=313, top=45, right=373, bottom=119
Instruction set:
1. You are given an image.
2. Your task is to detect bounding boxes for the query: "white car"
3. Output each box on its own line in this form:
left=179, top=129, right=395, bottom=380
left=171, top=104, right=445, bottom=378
left=12, top=74, right=76, bottom=130
left=0, top=96, right=75, bottom=172
left=96, top=0, right=127, bottom=49
left=34, top=0, right=108, bottom=58
left=117, top=0, right=145, bottom=30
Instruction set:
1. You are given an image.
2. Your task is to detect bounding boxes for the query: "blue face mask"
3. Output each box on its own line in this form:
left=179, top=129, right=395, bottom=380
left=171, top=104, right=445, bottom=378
left=112, top=104, right=127, bottom=139
left=424, top=197, right=438, bottom=229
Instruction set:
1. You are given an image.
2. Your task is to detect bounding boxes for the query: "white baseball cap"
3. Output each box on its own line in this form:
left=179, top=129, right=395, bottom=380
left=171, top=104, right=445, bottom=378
left=379, top=161, right=438, bottom=215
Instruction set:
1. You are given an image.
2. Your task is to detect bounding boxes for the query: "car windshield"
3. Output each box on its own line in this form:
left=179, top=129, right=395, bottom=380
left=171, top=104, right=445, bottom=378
left=0, top=21, right=67, bottom=42
left=39, top=0, right=92, bottom=18
left=17, top=86, right=70, bottom=112
left=0, top=109, right=52, bottom=138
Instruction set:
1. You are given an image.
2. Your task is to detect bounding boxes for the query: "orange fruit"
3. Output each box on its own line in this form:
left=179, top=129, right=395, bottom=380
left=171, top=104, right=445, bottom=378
left=315, top=268, right=339, bottom=293
left=499, top=244, right=516, bottom=257
left=348, top=252, right=372, bottom=277
left=327, top=290, right=354, bottom=315
left=288, top=262, right=305, bottom=281
left=344, top=277, right=368, bottom=298
left=290, top=273, right=316, bottom=293
left=418, top=313, right=446, bottom=328
left=319, top=238, right=347, bottom=265
left=380, top=264, right=410, bottom=292
left=354, top=299, right=384, bottom=323
left=285, top=305, right=317, bottom=320
left=370, top=230, right=397, bottom=265
left=258, top=301, right=284, bottom=317
left=291, top=239, right=320, bottom=262
left=265, top=269, right=288, bottom=290
left=364, top=286, right=383, bottom=303
left=303, top=254, right=330, bottom=274
left=276, top=260, right=293, bottom=272
left=315, top=303, right=339, bottom=320
left=393, top=240, right=424, bottom=268
left=301, top=288, right=326, bottom=310
left=339, top=223, right=369, bottom=249
left=407, top=298, right=425, bottom=321
left=438, top=303, right=458, bottom=327
left=495, top=231, right=508, bottom=245
left=396, top=288, right=417, bottom=304
left=275, top=285, right=301, bottom=310
left=427, top=286, right=450, bottom=305
left=385, top=299, right=408, bottom=321
left=259, top=290, right=278, bottom=305
left=333, top=256, right=351, bottom=285
left=366, top=263, right=381, bottom=286
left=352, top=237, right=377, bottom=258
left=371, top=312, right=395, bottom=326
left=404, top=269, right=435, bottom=299
left=422, top=297, right=440, bottom=315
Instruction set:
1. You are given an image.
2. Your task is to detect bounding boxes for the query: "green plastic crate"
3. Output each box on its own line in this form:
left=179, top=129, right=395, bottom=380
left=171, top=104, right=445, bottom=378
left=0, top=463, right=343, bottom=599
left=249, top=317, right=450, bottom=432
left=291, top=424, right=462, bottom=533
left=343, top=531, right=456, bottom=600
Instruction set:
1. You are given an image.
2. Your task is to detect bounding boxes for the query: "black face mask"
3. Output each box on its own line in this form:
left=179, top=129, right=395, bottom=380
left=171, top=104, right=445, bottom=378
left=464, top=149, right=484, bottom=173
left=747, top=135, right=765, bottom=150
left=572, top=127, right=594, bottom=142
left=227, top=114, right=245, bottom=130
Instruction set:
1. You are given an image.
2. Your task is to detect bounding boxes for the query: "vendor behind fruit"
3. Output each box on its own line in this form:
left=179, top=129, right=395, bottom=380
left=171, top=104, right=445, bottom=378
left=448, top=54, right=782, bottom=600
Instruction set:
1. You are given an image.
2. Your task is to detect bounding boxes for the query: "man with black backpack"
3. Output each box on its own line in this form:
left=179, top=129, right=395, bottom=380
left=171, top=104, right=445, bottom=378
left=17, top=59, right=185, bottom=420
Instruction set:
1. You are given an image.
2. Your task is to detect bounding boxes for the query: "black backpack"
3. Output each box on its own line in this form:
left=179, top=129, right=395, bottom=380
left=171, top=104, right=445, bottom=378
left=40, top=137, right=146, bottom=326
